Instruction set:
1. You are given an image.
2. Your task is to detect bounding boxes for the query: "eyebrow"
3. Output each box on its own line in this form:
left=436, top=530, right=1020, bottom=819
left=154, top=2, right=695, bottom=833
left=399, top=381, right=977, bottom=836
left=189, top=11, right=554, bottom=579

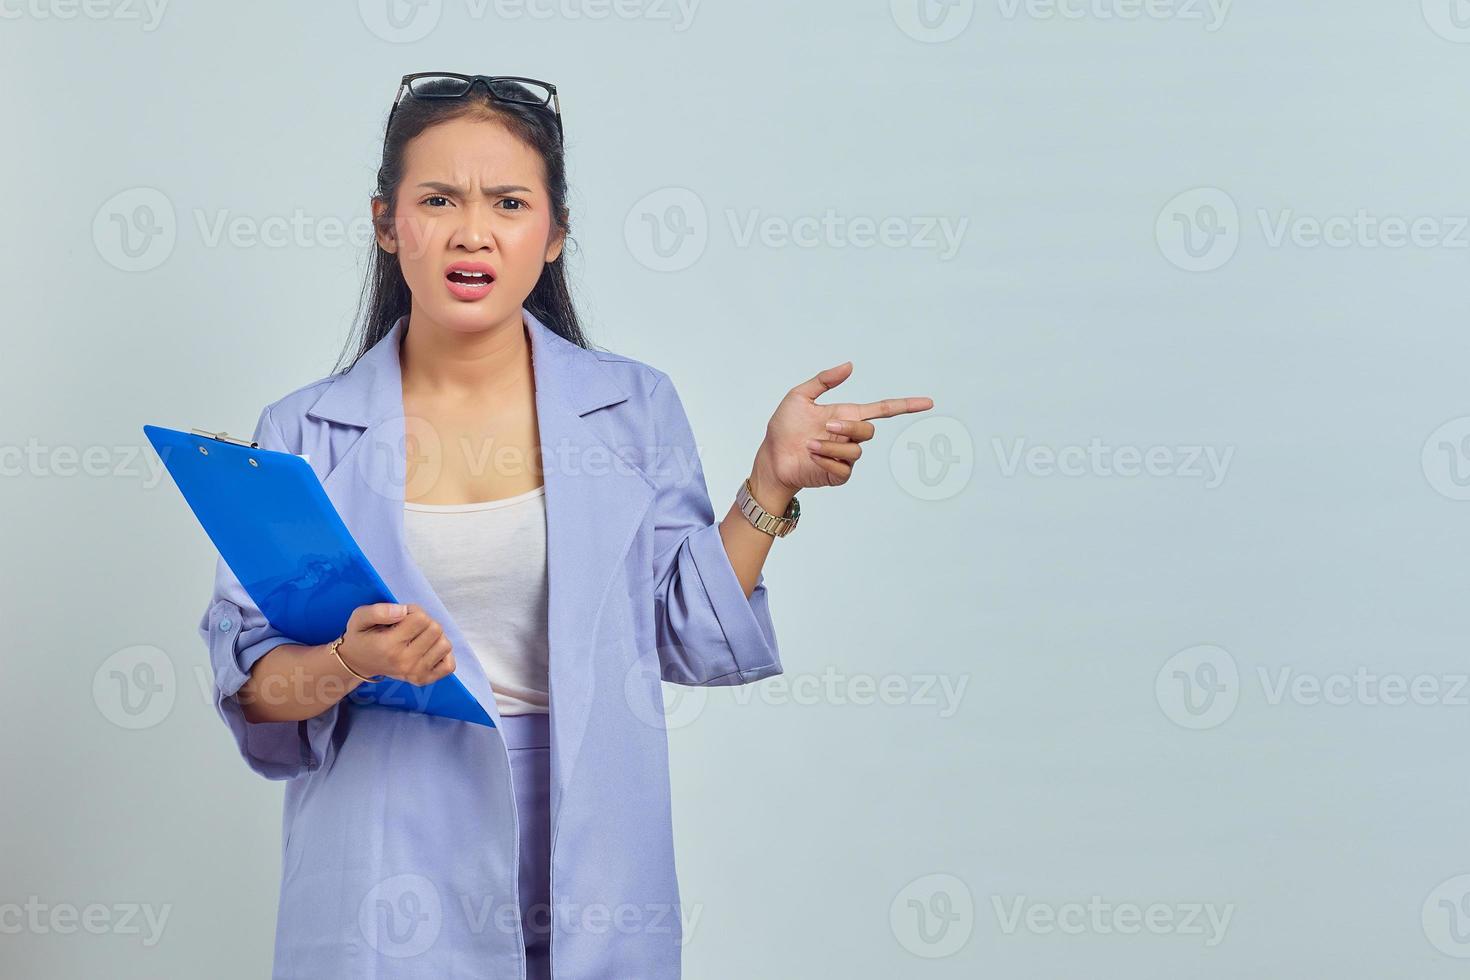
left=416, top=181, right=534, bottom=197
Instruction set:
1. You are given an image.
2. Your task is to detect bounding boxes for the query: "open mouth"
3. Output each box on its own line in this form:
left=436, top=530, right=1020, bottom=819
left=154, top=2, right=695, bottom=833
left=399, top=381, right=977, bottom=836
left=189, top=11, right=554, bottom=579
left=446, top=270, right=494, bottom=285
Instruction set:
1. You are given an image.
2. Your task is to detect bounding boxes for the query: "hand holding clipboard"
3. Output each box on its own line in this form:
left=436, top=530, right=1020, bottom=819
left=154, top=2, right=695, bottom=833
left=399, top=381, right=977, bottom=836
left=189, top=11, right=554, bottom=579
left=144, top=424, right=492, bottom=728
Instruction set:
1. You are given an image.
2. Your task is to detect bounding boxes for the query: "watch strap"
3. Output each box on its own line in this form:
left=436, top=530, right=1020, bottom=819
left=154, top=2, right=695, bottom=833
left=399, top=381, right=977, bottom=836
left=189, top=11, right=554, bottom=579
left=737, top=477, right=800, bottom=538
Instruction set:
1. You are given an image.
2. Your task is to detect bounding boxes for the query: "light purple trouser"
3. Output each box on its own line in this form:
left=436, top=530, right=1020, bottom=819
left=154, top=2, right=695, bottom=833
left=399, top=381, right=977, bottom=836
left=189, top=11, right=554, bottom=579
left=500, top=711, right=552, bottom=980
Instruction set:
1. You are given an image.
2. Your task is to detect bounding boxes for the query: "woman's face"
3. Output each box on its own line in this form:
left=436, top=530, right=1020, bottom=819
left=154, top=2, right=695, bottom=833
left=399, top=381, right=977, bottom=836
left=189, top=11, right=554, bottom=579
left=373, top=115, right=564, bottom=334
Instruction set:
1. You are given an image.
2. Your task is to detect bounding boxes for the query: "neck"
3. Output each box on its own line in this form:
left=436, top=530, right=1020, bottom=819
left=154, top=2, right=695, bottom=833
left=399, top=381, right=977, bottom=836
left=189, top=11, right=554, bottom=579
left=400, top=307, right=531, bottom=402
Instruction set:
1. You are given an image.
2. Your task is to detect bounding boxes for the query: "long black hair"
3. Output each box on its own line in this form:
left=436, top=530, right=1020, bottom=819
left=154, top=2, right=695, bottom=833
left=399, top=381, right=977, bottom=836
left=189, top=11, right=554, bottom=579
left=332, top=77, right=589, bottom=375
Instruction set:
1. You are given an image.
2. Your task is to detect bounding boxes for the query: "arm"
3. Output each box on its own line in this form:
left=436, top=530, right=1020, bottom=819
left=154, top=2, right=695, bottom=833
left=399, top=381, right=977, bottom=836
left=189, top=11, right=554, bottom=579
left=695, top=355, right=937, bottom=655
left=196, top=405, right=351, bottom=780
left=234, top=640, right=365, bottom=724
left=717, top=460, right=794, bottom=599
left=234, top=602, right=449, bottom=724
left=648, top=372, right=784, bottom=688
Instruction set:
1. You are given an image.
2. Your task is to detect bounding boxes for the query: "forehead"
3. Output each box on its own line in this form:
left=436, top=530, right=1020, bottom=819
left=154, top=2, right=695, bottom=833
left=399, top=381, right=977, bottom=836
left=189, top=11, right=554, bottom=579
left=401, top=116, right=546, bottom=191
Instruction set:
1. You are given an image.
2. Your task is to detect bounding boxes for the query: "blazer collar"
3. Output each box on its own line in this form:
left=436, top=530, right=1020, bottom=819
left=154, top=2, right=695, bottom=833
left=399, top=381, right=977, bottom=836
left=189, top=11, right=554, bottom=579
left=305, top=307, right=630, bottom=428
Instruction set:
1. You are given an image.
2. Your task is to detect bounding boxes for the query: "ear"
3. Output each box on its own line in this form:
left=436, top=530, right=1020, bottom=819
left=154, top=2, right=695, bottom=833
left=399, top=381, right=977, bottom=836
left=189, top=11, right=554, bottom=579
left=544, top=209, right=568, bottom=263
left=371, top=196, right=396, bottom=254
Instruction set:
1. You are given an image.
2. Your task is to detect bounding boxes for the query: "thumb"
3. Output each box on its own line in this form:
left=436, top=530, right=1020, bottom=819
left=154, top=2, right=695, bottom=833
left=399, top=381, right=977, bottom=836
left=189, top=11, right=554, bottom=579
left=355, top=602, right=410, bottom=629
left=792, top=360, right=854, bottom=400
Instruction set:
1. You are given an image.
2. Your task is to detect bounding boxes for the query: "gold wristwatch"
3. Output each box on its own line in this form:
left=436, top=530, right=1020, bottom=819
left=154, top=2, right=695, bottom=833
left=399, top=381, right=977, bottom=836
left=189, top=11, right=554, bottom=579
left=736, top=477, right=800, bottom=538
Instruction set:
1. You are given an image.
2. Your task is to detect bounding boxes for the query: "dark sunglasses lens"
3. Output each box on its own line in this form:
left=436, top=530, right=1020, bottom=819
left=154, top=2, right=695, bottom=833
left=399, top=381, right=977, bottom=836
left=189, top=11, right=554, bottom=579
left=487, top=79, right=552, bottom=105
left=407, top=75, right=473, bottom=98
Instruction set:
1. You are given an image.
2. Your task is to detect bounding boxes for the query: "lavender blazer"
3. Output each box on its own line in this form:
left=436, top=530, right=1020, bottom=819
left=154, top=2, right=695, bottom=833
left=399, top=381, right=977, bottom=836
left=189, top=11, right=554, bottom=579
left=198, top=307, right=782, bottom=978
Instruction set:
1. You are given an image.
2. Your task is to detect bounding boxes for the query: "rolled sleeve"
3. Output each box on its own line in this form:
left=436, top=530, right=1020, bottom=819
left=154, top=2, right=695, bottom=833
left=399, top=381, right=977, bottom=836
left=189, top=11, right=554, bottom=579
left=195, top=406, right=343, bottom=780
left=648, top=372, right=783, bottom=687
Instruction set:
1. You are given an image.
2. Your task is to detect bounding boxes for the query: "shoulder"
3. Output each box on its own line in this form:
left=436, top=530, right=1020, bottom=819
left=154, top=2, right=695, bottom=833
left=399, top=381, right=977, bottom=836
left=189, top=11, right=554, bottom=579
left=254, top=375, right=338, bottom=451
left=584, top=347, right=695, bottom=436
left=586, top=346, right=669, bottom=398
left=265, top=375, right=337, bottom=415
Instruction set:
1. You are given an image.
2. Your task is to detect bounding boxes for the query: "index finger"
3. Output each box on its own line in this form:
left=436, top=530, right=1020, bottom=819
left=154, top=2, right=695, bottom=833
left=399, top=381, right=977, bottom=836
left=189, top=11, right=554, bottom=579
left=847, top=396, right=934, bottom=421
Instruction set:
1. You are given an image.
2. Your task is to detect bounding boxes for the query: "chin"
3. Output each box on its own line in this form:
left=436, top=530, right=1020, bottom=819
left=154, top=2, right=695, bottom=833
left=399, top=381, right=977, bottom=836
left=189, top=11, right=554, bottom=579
left=429, top=300, right=509, bottom=333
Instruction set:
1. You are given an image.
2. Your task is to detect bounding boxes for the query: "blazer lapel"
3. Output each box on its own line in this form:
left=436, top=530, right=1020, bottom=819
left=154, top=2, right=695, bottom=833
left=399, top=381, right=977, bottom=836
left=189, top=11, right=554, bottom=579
left=305, top=309, right=656, bottom=815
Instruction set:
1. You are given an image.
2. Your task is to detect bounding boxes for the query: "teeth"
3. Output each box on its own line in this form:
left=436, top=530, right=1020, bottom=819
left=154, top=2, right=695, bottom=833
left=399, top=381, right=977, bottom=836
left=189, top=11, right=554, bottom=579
left=454, top=271, right=489, bottom=279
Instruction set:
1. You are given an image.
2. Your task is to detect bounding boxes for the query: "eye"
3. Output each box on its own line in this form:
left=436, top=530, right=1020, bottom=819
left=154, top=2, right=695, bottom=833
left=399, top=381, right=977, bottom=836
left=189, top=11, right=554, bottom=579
left=498, top=198, right=528, bottom=211
left=422, top=195, right=452, bottom=208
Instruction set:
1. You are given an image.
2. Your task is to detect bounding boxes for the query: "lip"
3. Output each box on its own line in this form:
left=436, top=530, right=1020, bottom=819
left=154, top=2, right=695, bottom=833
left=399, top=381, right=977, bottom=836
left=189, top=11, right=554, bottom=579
left=444, top=260, right=497, bottom=302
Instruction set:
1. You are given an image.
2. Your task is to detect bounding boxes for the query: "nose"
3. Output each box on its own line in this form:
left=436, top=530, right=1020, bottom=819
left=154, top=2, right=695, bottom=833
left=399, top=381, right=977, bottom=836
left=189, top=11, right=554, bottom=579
left=449, top=202, right=496, bottom=252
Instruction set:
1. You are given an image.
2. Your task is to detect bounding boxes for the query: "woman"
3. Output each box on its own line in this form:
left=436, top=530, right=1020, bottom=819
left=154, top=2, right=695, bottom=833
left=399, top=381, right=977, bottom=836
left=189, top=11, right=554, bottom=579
left=198, top=73, right=933, bottom=979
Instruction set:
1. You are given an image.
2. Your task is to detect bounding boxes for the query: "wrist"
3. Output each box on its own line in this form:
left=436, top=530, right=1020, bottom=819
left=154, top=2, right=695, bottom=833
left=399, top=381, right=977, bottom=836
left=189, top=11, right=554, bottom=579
left=747, top=459, right=795, bottom=515
left=327, top=634, right=377, bottom=685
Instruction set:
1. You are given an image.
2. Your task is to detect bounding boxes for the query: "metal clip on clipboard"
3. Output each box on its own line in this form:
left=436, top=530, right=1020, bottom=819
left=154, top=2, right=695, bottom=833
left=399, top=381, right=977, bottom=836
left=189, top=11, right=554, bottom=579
left=190, top=428, right=258, bottom=449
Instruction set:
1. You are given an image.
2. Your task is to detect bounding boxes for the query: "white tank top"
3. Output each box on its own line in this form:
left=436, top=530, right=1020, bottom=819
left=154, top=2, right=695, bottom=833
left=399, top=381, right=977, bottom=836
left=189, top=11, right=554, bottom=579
left=402, top=484, right=550, bottom=716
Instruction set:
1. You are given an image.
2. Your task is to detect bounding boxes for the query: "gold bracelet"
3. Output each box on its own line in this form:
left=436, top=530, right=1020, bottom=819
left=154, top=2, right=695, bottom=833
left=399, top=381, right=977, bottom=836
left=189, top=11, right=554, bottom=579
left=327, top=633, right=382, bottom=683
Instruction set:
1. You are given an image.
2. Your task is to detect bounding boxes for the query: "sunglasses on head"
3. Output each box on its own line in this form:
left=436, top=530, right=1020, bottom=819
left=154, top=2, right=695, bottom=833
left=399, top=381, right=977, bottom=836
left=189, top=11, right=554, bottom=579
left=387, top=72, right=563, bottom=145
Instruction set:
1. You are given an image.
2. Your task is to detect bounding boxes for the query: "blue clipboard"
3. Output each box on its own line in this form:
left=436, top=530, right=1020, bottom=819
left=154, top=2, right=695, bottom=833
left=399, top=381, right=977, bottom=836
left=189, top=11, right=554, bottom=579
left=143, top=423, right=492, bottom=728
